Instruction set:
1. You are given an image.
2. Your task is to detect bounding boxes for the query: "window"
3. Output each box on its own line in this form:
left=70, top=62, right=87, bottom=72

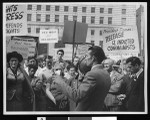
left=55, top=15, right=59, bottom=22
left=82, top=7, right=86, bottom=12
left=36, top=14, right=41, bottom=21
left=36, top=28, right=40, bottom=33
left=108, top=8, right=112, bottom=14
left=73, top=16, right=77, bottom=21
left=73, top=6, right=77, bottom=12
left=91, top=30, right=95, bottom=35
left=37, top=5, right=41, bottom=10
left=46, top=15, right=50, bottom=22
left=100, top=8, right=104, bottom=13
left=64, top=6, right=69, bottom=12
left=27, top=5, right=32, bottom=10
left=27, top=14, right=32, bottom=21
left=91, top=40, right=95, bottom=45
left=99, top=41, right=103, bottom=48
left=99, top=30, right=102, bottom=35
left=91, top=7, right=95, bottom=13
left=28, top=28, right=31, bottom=33
left=82, top=16, right=86, bottom=23
left=46, top=5, right=50, bottom=11
left=91, top=16, right=95, bottom=24
left=55, top=6, right=59, bottom=11
left=100, top=17, right=104, bottom=24
left=122, top=9, right=126, bottom=14
left=122, top=18, right=126, bottom=25
left=108, top=17, right=112, bottom=24
left=64, top=15, right=68, bottom=22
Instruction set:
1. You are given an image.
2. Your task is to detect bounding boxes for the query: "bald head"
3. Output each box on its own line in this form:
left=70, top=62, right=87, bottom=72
left=103, top=59, right=114, bottom=73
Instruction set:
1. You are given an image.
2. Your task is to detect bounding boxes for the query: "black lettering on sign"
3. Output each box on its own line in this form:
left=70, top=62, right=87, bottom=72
left=6, top=5, right=24, bottom=21
left=105, top=32, right=124, bottom=43
left=107, top=45, right=136, bottom=51
left=6, top=11, right=24, bottom=21
left=6, top=5, right=18, bottom=13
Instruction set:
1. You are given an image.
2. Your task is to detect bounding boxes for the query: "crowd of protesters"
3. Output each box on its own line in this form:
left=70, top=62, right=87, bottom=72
left=6, top=46, right=145, bottom=112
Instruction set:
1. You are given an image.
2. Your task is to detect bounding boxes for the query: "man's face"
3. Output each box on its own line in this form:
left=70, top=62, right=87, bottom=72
left=46, top=59, right=52, bottom=69
left=69, top=67, right=76, bottom=76
left=126, top=62, right=139, bottom=74
left=57, top=51, right=64, bottom=60
left=103, top=59, right=113, bottom=72
left=73, top=58, right=79, bottom=66
left=28, top=58, right=36, bottom=66
left=85, top=50, right=94, bottom=68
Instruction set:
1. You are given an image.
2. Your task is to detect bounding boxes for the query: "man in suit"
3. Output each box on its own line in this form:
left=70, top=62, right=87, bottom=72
left=53, top=46, right=111, bottom=111
left=125, top=56, right=144, bottom=111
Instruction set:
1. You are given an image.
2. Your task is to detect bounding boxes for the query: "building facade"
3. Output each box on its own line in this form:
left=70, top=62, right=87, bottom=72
left=136, top=5, right=145, bottom=57
left=26, top=3, right=137, bottom=59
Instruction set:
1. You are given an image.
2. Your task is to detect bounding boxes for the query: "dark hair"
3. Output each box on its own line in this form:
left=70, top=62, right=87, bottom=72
left=126, top=56, right=141, bottom=66
left=27, top=56, right=38, bottom=65
left=66, top=64, right=76, bottom=71
left=88, top=46, right=106, bottom=64
left=7, top=51, right=23, bottom=63
left=28, top=64, right=38, bottom=71
left=28, top=56, right=36, bottom=62
left=57, top=49, right=64, bottom=55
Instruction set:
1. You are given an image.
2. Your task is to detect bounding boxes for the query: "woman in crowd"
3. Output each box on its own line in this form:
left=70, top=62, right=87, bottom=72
left=28, top=64, right=47, bottom=111
left=45, top=63, right=70, bottom=111
left=6, top=51, right=35, bottom=111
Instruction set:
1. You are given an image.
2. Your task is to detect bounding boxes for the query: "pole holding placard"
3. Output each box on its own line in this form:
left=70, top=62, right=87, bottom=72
left=72, top=20, right=77, bottom=63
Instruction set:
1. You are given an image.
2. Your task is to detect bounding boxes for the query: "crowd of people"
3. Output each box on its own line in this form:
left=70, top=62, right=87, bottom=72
left=6, top=46, right=145, bottom=112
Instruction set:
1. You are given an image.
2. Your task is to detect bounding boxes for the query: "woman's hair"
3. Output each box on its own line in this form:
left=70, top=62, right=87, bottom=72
left=28, top=64, right=38, bottom=71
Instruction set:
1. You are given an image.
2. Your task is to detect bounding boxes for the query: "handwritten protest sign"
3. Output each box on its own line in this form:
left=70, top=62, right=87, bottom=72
left=102, top=26, right=140, bottom=55
left=39, top=29, right=58, bottom=43
left=6, top=4, right=27, bottom=36
left=7, top=37, right=36, bottom=59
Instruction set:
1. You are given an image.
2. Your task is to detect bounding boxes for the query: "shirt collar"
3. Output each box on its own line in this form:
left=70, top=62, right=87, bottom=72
left=91, top=64, right=103, bottom=70
left=136, top=68, right=143, bottom=78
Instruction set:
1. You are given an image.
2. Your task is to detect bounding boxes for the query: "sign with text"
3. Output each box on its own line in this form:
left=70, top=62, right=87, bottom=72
left=7, top=37, right=36, bottom=59
left=102, top=26, right=140, bottom=54
left=6, top=4, right=27, bottom=36
left=39, top=29, right=58, bottom=43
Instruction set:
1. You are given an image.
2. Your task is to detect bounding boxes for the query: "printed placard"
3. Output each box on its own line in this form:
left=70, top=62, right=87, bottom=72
left=6, top=4, right=27, bottom=36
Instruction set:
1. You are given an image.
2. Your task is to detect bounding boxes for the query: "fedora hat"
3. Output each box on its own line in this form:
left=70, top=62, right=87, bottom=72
left=7, top=51, right=23, bottom=63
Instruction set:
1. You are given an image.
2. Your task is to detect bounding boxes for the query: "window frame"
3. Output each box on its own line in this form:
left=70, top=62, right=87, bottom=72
left=108, top=8, right=112, bottom=14
left=46, top=14, right=50, bottom=22
left=37, top=5, right=41, bottom=11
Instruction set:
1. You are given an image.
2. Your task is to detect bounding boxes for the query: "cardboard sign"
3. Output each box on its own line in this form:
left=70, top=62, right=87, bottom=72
left=7, top=37, right=36, bottom=59
left=39, top=29, right=58, bottom=43
left=6, top=4, right=27, bottom=36
left=102, top=26, right=140, bottom=54
left=62, top=21, right=88, bottom=44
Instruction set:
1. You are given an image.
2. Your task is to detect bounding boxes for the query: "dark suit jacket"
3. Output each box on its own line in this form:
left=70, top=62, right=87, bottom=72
left=126, top=70, right=144, bottom=111
left=56, top=64, right=111, bottom=111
